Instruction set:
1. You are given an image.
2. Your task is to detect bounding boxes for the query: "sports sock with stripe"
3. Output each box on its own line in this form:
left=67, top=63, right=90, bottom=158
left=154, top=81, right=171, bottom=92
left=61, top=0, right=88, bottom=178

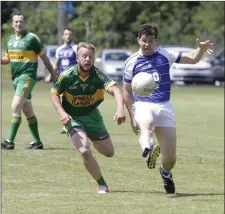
left=7, top=116, right=22, bottom=143
left=27, top=116, right=41, bottom=143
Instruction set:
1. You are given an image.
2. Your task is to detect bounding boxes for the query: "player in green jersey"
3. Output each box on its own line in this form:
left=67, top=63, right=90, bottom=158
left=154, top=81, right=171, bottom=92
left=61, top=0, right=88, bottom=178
left=51, top=42, right=126, bottom=193
left=1, top=14, right=56, bottom=150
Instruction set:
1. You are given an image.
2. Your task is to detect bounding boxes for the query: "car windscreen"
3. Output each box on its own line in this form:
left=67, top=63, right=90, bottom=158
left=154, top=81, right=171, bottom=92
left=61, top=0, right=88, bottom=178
left=105, top=52, right=130, bottom=61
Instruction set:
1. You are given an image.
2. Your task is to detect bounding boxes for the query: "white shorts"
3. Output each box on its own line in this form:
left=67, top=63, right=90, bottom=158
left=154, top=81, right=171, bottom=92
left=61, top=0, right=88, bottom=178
left=133, top=101, right=176, bottom=127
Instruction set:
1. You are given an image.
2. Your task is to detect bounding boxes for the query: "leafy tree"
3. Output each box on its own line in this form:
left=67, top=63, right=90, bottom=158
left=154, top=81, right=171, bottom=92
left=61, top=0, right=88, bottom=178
left=1, top=1, right=224, bottom=54
left=192, top=2, right=224, bottom=53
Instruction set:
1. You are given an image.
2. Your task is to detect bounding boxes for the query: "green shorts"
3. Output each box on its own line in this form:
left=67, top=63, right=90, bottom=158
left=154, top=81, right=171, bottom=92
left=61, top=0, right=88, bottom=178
left=13, top=75, right=36, bottom=99
left=65, top=108, right=109, bottom=141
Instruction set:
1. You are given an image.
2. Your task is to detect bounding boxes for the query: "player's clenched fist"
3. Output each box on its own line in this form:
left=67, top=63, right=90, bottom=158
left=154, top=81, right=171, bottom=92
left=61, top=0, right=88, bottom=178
left=60, top=112, right=72, bottom=125
left=113, top=109, right=126, bottom=125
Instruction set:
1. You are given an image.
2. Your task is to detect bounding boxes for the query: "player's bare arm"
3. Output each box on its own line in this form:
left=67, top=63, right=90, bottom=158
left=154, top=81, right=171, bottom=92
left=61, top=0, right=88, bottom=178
left=50, top=93, right=71, bottom=125
left=54, top=59, right=60, bottom=75
left=123, top=82, right=139, bottom=135
left=123, top=82, right=135, bottom=119
left=180, top=38, right=213, bottom=64
left=40, top=54, right=57, bottom=81
left=1, top=56, right=10, bottom=64
left=107, top=85, right=126, bottom=125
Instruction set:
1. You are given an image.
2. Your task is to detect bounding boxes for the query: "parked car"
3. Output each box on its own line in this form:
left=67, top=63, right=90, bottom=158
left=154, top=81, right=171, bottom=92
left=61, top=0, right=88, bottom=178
left=37, top=45, right=58, bottom=81
left=158, top=45, right=213, bottom=84
left=95, top=49, right=132, bottom=82
left=210, top=49, right=224, bottom=86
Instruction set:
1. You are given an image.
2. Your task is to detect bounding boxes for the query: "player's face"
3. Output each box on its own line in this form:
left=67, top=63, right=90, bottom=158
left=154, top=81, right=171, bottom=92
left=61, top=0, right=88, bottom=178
left=62, top=30, right=73, bottom=44
left=77, top=47, right=95, bottom=72
left=137, top=35, right=157, bottom=56
left=12, top=15, right=25, bottom=33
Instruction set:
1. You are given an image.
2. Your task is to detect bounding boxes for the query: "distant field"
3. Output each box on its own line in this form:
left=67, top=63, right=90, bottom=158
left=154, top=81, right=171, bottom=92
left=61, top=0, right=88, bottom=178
left=1, top=82, right=224, bottom=214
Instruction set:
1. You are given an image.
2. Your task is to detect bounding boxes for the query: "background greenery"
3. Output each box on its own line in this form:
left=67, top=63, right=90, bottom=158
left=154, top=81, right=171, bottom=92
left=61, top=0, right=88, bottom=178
left=1, top=1, right=224, bottom=54
left=2, top=82, right=224, bottom=214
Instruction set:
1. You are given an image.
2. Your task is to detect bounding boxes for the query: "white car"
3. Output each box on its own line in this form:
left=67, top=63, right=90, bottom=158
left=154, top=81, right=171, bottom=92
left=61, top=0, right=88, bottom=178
left=159, top=46, right=213, bottom=84
left=95, top=49, right=132, bottom=82
left=37, top=45, right=58, bottom=81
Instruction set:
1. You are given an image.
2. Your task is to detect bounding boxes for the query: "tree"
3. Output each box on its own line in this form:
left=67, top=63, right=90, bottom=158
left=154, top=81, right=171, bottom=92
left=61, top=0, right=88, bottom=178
left=192, top=2, right=224, bottom=53
left=1, top=1, right=224, bottom=53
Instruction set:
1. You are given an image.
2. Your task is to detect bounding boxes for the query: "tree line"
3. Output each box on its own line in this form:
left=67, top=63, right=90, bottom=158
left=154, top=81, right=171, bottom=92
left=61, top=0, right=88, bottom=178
left=1, top=1, right=224, bottom=53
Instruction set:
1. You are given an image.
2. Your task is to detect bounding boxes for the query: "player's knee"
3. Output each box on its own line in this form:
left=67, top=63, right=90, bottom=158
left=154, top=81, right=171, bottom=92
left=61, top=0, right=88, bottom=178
left=103, top=148, right=114, bottom=157
left=23, top=107, right=34, bottom=118
left=23, top=106, right=29, bottom=115
left=79, top=148, right=92, bottom=160
left=139, top=120, right=154, bottom=132
left=11, top=102, right=22, bottom=114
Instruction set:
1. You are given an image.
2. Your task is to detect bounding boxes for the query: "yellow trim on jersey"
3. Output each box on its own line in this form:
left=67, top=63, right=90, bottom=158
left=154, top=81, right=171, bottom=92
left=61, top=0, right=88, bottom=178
left=28, top=33, right=42, bottom=43
left=51, top=88, right=61, bottom=96
left=58, top=67, right=74, bottom=84
left=79, top=75, right=90, bottom=82
left=39, top=49, right=46, bottom=56
left=64, top=89, right=104, bottom=107
left=105, top=81, right=116, bottom=91
left=23, top=76, right=32, bottom=97
left=8, top=50, right=38, bottom=62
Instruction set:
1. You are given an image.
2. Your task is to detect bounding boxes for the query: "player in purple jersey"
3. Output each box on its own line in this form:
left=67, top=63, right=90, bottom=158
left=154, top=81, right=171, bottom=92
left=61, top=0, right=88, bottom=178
left=54, top=28, right=78, bottom=134
left=54, top=28, right=78, bottom=75
left=123, top=23, right=213, bottom=194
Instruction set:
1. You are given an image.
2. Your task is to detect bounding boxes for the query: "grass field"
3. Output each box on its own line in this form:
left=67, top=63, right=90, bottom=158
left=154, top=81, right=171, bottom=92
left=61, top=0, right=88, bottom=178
left=1, top=81, right=224, bottom=214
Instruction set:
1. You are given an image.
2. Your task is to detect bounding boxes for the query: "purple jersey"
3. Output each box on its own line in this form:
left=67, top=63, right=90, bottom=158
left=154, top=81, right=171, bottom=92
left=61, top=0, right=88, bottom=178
left=55, top=43, right=78, bottom=73
left=123, top=48, right=182, bottom=103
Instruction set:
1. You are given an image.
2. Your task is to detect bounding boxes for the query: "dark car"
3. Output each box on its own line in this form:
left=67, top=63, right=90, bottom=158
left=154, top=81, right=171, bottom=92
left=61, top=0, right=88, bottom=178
left=211, top=49, right=224, bottom=86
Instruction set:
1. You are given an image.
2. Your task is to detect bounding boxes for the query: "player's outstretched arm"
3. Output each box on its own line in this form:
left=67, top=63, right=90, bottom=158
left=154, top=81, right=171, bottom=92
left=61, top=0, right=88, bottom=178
left=180, top=38, right=213, bottom=64
left=54, top=59, right=60, bottom=76
left=1, top=56, right=10, bottom=64
left=40, top=54, right=57, bottom=81
left=107, top=85, right=126, bottom=125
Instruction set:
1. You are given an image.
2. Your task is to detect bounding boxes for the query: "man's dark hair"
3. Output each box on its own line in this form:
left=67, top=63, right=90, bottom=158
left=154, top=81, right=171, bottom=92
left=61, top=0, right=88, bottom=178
left=138, top=23, right=159, bottom=39
left=12, top=13, right=25, bottom=21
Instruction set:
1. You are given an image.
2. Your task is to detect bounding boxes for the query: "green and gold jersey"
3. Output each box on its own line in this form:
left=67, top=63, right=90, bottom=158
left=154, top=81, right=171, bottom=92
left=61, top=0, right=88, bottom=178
left=6, top=31, right=46, bottom=80
left=51, top=64, right=116, bottom=116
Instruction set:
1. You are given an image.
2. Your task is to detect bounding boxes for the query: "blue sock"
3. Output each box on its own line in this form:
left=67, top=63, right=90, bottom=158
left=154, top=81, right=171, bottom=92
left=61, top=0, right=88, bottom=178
left=161, top=166, right=170, bottom=177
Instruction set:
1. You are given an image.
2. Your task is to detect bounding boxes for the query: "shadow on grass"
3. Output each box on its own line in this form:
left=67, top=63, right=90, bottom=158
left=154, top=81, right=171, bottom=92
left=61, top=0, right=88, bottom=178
left=43, top=148, right=73, bottom=150
left=110, top=190, right=163, bottom=194
left=171, top=192, right=224, bottom=198
left=110, top=190, right=224, bottom=198
left=1, top=148, right=73, bottom=151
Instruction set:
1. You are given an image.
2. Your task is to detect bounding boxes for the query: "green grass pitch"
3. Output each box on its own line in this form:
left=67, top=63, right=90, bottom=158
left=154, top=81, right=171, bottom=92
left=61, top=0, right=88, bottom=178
left=1, top=81, right=224, bottom=214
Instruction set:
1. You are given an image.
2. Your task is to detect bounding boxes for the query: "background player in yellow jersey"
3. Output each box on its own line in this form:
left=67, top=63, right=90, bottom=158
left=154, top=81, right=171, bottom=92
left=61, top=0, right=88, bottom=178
left=51, top=42, right=126, bottom=193
left=1, top=14, right=56, bottom=150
